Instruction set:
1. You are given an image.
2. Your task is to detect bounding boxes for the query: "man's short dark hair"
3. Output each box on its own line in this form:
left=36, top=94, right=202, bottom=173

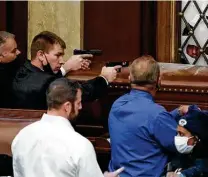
left=31, top=31, right=66, bottom=59
left=46, top=78, right=81, bottom=110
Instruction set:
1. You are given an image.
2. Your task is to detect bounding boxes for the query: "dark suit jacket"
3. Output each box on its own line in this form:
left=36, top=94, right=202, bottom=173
left=12, top=60, right=108, bottom=110
left=169, top=155, right=208, bottom=177
left=0, top=58, right=22, bottom=108
left=0, top=155, right=13, bottom=176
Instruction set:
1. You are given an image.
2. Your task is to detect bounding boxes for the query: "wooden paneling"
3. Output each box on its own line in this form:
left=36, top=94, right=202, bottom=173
left=68, top=62, right=208, bottom=131
left=84, top=1, right=141, bottom=65
left=156, top=1, right=180, bottom=63
left=0, top=108, right=110, bottom=155
left=0, top=109, right=44, bottom=155
left=6, top=1, right=28, bottom=61
left=0, top=2, right=28, bottom=61
left=141, top=1, right=157, bottom=57
left=84, top=1, right=181, bottom=66
left=0, top=2, right=6, bottom=30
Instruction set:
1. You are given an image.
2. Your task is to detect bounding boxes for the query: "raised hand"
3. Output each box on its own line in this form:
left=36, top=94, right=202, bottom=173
left=104, top=167, right=125, bottom=177
left=100, top=65, right=122, bottom=83
left=62, top=54, right=92, bottom=73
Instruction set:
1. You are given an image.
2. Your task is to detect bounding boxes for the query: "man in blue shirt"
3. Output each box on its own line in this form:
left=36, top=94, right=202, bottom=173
left=108, top=55, right=190, bottom=177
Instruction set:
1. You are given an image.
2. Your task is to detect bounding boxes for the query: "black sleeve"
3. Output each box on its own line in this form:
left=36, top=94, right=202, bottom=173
left=54, top=70, right=63, bottom=78
left=193, top=141, right=208, bottom=158
left=80, top=76, right=108, bottom=102
left=12, top=73, right=57, bottom=110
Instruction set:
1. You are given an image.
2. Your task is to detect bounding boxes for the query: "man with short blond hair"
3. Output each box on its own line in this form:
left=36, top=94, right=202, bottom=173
left=13, top=31, right=120, bottom=109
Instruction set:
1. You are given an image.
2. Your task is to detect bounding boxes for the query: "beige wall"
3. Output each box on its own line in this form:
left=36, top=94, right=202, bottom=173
left=28, top=1, right=83, bottom=60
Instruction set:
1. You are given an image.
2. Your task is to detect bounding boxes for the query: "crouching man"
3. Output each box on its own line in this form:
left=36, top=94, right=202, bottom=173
left=167, top=105, right=208, bottom=177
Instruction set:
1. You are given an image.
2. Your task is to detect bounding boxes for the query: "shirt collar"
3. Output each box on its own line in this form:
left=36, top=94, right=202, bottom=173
left=41, top=113, right=74, bottom=131
left=130, top=89, right=154, bottom=101
left=25, top=60, right=44, bottom=73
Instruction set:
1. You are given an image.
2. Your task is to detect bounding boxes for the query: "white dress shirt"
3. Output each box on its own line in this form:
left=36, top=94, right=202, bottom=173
left=12, top=114, right=104, bottom=177
left=60, top=67, right=67, bottom=76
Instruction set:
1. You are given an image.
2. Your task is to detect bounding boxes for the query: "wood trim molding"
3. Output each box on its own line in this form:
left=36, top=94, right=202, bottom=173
left=0, top=2, right=6, bottom=30
left=80, top=1, right=84, bottom=49
left=156, top=1, right=179, bottom=63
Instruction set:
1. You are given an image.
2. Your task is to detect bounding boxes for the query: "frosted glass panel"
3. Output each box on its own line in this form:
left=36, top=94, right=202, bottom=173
left=180, top=1, right=208, bottom=66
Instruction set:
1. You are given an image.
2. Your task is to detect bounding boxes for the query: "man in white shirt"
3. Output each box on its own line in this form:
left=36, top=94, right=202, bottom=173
left=12, top=78, right=123, bottom=177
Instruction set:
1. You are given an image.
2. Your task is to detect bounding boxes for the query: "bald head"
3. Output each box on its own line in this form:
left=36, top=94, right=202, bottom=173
left=0, top=31, right=15, bottom=48
left=129, top=55, right=160, bottom=87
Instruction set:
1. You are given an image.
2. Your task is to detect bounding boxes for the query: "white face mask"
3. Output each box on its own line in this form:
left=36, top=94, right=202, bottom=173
left=174, top=136, right=195, bottom=154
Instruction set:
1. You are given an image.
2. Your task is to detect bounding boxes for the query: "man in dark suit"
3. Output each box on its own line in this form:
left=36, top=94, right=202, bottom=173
left=0, top=31, right=21, bottom=108
left=0, top=31, right=22, bottom=176
left=12, top=31, right=119, bottom=109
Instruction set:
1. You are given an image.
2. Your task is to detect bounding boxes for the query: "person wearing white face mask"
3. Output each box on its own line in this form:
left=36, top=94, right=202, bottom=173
left=174, top=134, right=196, bottom=154
left=167, top=105, right=208, bottom=177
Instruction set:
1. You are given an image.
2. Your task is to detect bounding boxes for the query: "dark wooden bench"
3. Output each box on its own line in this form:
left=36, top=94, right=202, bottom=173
left=0, top=108, right=110, bottom=156
left=0, top=108, right=111, bottom=175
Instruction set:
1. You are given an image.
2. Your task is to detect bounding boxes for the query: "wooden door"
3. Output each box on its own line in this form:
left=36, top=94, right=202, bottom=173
left=84, top=1, right=157, bottom=67
left=0, top=1, right=28, bottom=61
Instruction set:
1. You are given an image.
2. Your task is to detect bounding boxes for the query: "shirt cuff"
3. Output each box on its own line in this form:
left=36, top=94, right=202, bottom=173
left=170, top=108, right=181, bottom=120
left=60, top=67, right=66, bottom=76
left=99, top=75, right=109, bottom=85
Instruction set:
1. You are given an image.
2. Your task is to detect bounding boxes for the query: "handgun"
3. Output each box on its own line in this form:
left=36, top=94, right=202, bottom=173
left=73, top=49, right=102, bottom=56
left=105, top=61, right=129, bottom=67
left=106, top=61, right=129, bottom=72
